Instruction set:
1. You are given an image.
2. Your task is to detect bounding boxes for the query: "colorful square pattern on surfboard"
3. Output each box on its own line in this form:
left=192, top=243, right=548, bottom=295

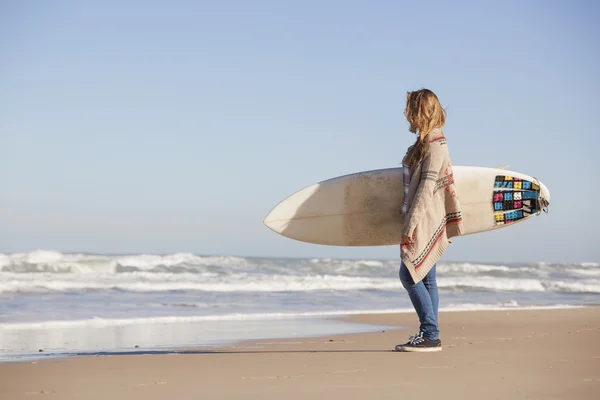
left=492, top=175, right=540, bottom=225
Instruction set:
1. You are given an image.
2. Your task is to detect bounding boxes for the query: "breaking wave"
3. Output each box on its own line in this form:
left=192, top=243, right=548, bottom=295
left=0, top=251, right=598, bottom=295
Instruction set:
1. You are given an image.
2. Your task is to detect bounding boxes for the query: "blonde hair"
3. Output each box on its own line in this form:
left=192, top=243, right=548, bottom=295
left=403, top=88, right=446, bottom=167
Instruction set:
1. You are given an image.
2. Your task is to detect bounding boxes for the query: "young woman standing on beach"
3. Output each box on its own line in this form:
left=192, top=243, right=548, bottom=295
left=395, top=89, right=464, bottom=352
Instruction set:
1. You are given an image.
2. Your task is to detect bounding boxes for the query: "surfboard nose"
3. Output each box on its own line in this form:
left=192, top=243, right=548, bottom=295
left=263, top=208, right=281, bottom=231
left=263, top=205, right=285, bottom=232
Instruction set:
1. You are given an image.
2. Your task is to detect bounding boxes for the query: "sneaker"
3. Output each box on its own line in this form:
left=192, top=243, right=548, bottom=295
left=394, top=332, right=442, bottom=352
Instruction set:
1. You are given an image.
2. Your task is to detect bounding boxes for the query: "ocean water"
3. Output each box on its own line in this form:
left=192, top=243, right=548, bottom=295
left=0, top=250, right=598, bottom=361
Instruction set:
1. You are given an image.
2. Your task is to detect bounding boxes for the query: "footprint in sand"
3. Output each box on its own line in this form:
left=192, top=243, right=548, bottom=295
left=23, top=390, right=55, bottom=396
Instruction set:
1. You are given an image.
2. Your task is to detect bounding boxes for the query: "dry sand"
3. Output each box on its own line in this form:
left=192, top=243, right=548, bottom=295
left=1, top=307, right=599, bottom=400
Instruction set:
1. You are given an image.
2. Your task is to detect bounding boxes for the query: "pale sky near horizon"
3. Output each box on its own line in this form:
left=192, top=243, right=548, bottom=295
left=1, top=0, right=598, bottom=263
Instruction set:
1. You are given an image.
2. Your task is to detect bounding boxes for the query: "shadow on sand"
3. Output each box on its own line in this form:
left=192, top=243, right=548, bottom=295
left=67, top=348, right=395, bottom=357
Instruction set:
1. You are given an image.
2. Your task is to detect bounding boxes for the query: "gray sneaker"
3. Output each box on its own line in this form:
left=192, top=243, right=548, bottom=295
left=394, top=332, right=442, bottom=352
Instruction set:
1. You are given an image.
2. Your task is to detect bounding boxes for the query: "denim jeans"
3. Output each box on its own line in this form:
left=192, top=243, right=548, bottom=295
left=399, top=262, right=439, bottom=340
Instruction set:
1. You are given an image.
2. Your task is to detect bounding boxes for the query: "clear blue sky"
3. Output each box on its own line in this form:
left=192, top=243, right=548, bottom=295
left=1, top=0, right=598, bottom=263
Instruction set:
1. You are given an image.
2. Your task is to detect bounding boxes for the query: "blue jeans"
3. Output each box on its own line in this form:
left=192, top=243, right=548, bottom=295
left=399, top=262, right=439, bottom=340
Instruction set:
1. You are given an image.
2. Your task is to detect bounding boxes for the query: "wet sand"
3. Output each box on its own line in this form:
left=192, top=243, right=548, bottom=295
left=1, top=307, right=599, bottom=400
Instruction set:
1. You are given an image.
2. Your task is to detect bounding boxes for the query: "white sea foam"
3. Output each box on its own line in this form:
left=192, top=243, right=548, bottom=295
left=1, top=251, right=598, bottom=295
left=438, top=263, right=513, bottom=273
left=0, top=310, right=396, bottom=330
left=114, top=253, right=248, bottom=269
left=580, top=262, right=600, bottom=268
left=0, top=304, right=583, bottom=331
left=437, top=276, right=547, bottom=292
left=0, top=272, right=400, bottom=293
left=570, top=268, right=600, bottom=277
left=2, top=250, right=596, bottom=278
left=0, top=251, right=249, bottom=274
left=0, top=250, right=117, bottom=273
left=545, top=280, right=600, bottom=294
left=1, top=269, right=599, bottom=294
left=357, top=260, right=385, bottom=267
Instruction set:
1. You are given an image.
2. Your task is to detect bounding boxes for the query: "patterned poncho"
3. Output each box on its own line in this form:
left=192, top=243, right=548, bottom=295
left=400, top=128, right=464, bottom=283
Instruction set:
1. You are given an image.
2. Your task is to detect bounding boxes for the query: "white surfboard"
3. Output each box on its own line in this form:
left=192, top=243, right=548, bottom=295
left=263, top=166, right=550, bottom=246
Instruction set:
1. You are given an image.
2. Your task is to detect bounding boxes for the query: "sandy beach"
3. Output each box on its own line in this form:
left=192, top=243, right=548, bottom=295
left=1, top=306, right=599, bottom=400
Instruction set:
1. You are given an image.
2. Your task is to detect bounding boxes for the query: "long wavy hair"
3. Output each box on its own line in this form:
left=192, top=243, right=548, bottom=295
left=403, top=89, right=446, bottom=167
